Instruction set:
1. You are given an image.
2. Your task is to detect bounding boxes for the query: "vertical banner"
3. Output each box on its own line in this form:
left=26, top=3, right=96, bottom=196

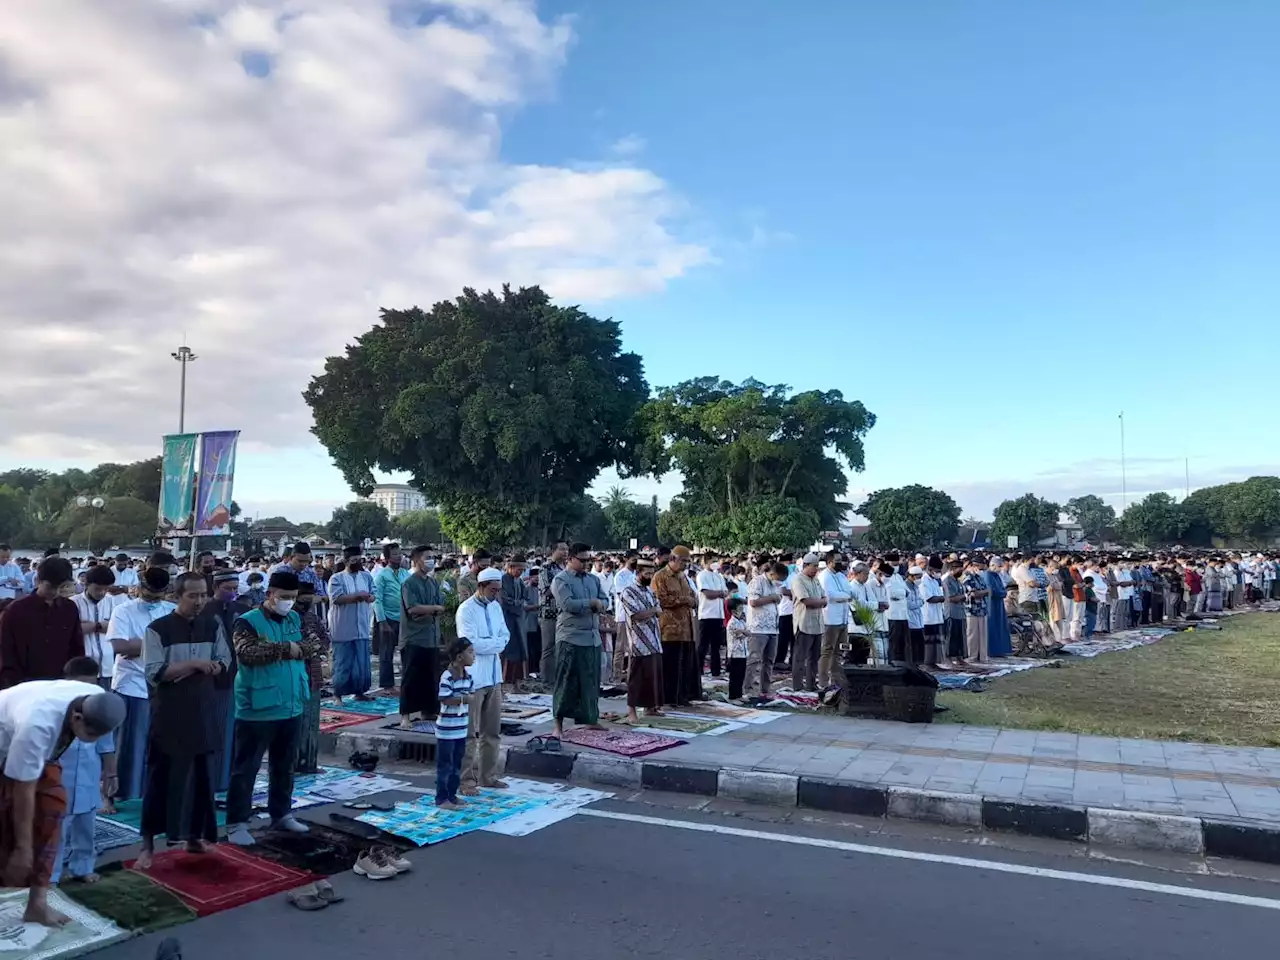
left=157, top=433, right=199, bottom=535
left=194, top=430, right=240, bottom=535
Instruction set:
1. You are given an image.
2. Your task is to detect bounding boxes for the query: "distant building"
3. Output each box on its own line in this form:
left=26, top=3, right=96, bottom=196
left=363, top=483, right=427, bottom=518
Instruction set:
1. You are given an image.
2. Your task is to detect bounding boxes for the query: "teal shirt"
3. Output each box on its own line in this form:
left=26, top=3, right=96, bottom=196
left=374, top=566, right=409, bottom=623
left=234, top=607, right=310, bottom=722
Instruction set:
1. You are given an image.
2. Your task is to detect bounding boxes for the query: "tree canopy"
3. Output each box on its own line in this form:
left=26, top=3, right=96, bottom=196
left=601, top=486, right=651, bottom=550
left=990, top=494, right=1060, bottom=549
left=305, top=285, right=648, bottom=548
left=0, top=458, right=162, bottom=549
left=1116, top=492, right=1187, bottom=546
left=392, top=508, right=443, bottom=547
left=1064, top=495, right=1116, bottom=541
left=858, top=485, right=961, bottom=549
left=329, top=501, right=391, bottom=545
left=638, top=377, right=874, bottom=549
left=56, top=497, right=156, bottom=552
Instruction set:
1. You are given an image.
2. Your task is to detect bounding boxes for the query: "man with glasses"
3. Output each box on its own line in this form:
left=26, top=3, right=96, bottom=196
left=550, top=543, right=610, bottom=738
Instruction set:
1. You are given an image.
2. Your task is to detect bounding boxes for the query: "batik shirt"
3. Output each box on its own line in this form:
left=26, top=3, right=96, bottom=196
left=619, top=582, right=663, bottom=656
left=271, top=562, right=328, bottom=599
left=651, top=565, right=696, bottom=642
left=962, top=573, right=989, bottom=617
left=727, top=614, right=750, bottom=659
left=538, top=562, right=564, bottom=621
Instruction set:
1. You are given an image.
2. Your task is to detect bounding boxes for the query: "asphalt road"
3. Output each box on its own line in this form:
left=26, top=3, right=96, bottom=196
left=94, top=796, right=1280, bottom=960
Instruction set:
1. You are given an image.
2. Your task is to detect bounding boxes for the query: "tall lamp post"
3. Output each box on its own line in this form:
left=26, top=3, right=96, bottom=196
left=76, top=496, right=106, bottom=553
left=172, top=345, right=198, bottom=432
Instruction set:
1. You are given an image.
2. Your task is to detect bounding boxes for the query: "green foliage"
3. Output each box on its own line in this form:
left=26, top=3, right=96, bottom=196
left=990, top=494, right=1061, bottom=549
left=682, top=496, right=820, bottom=552
left=328, top=501, right=391, bottom=545
left=1116, top=492, right=1187, bottom=546
left=0, top=485, right=27, bottom=543
left=1064, top=495, right=1116, bottom=541
left=391, top=508, right=442, bottom=547
left=304, top=285, right=649, bottom=548
left=858, top=485, right=961, bottom=549
left=600, top=486, right=650, bottom=549
left=635, top=377, right=874, bottom=545
left=56, top=497, right=156, bottom=552
left=1182, top=477, right=1280, bottom=546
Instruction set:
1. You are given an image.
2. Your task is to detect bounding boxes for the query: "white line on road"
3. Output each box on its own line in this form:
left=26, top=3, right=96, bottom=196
left=580, top=809, right=1280, bottom=911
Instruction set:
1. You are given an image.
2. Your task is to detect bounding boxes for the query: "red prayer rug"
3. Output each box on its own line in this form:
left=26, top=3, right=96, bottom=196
left=560, top=726, right=686, bottom=757
left=129, top=843, right=318, bottom=916
left=320, top=709, right=373, bottom=733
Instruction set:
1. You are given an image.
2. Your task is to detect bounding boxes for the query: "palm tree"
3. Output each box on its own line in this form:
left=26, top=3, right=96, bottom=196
left=602, top=484, right=632, bottom=511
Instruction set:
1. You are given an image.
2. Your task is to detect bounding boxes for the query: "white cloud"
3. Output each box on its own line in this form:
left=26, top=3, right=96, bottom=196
left=609, top=133, right=646, bottom=156
left=0, top=1, right=710, bottom=462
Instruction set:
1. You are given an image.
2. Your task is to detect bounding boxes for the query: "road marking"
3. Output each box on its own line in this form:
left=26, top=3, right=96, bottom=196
left=580, top=809, right=1280, bottom=911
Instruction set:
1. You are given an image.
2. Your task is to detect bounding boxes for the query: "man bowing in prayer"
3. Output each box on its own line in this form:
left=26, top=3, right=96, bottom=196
left=0, top=680, right=126, bottom=925
left=551, top=543, right=610, bottom=738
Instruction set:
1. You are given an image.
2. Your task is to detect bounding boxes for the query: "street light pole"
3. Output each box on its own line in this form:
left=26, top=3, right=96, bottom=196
left=76, top=496, right=106, bottom=553
left=1119, top=411, right=1127, bottom=510
left=171, top=345, right=198, bottom=432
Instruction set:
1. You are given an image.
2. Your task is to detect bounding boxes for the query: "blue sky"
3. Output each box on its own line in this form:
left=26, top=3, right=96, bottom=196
left=3, top=1, right=1277, bottom=525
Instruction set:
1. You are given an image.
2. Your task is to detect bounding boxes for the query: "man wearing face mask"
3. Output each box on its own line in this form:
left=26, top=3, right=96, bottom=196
left=109, top=553, right=139, bottom=597
left=225, top=571, right=322, bottom=845
left=105, top=566, right=176, bottom=800
left=328, top=545, right=376, bottom=705
left=0, top=558, right=86, bottom=689
left=0, top=680, right=126, bottom=926
left=455, top=567, right=509, bottom=794
left=372, top=543, right=409, bottom=696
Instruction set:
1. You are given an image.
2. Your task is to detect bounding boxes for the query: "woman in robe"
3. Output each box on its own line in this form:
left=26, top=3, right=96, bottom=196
left=985, top=558, right=1012, bottom=658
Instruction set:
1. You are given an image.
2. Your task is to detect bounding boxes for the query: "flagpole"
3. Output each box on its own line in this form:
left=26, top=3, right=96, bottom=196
left=1119, top=412, right=1127, bottom=510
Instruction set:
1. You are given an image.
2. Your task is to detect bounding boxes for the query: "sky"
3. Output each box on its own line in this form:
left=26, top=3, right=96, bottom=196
left=2, top=1, right=1278, bottom=525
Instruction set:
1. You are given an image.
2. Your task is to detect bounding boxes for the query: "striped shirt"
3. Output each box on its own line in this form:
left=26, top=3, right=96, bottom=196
left=436, top=670, right=473, bottom=740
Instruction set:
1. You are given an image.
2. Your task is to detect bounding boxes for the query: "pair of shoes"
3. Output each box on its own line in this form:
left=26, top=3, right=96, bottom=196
left=353, top=846, right=411, bottom=880
left=273, top=815, right=310, bottom=834
left=288, top=880, right=344, bottom=910
left=225, top=823, right=255, bottom=846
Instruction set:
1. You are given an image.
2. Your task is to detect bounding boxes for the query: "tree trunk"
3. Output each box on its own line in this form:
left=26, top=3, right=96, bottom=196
left=779, top=456, right=800, bottom=500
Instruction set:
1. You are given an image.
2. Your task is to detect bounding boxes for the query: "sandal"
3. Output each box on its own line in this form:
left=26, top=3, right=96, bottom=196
left=315, top=880, right=344, bottom=904
left=341, top=801, right=395, bottom=811
left=287, top=889, right=329, bottom=911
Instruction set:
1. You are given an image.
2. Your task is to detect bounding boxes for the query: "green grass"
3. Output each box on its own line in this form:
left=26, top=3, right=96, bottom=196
left=937, top=613, right=1280, bottom=746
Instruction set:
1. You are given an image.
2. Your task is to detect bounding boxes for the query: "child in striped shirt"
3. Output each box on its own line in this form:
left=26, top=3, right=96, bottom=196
left=436, top=638, right=475, bottom=810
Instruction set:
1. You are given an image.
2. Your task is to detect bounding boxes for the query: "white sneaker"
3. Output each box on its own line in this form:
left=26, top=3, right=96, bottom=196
left=353, top=851, right=398, bottom=880
left=273, top=815, right=310, bottom=834
left=226, top=824, right=256, bottom=846
left=374, top=846, right=411, bottom=873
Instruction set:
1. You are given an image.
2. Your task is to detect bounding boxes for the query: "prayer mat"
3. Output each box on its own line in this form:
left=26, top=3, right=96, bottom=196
left=320, top=696, right=401, bottom=717
left=673, top=701, right=783, bottom=724
left=0, top=888, right=128, bottom=960
left=560, top=726, right=685, bottom=757
left=500, top=706, right=546, bottom=721
left=319, top=709, right=372, bottom=733
left=106, top=799, right=228, bottom=831
left=292, top=767, right=414, bottom=802
left=503, top=692, right=554, bottom=709
left=355, top=793, right=548, bottom=846
left=480, top=779, right=613, bottom=837
left=94, top=816, right=141, bottom=853
left=629, top=715, right=726, bottom=735
left=61, top=865, right=196, bottom=933
left=381, top=719, right=436, bottom=734
left=130, top=843, right=318, bottom=917
left=249, top=823, right=410, bottom=876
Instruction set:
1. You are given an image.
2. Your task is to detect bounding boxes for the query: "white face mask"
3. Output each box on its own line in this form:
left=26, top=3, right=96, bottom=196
left=273, top=599, right=295, bottom=615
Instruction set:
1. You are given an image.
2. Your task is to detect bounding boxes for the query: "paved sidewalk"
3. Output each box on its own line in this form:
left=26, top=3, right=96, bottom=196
left=637, top=711, right=1280, bottom=823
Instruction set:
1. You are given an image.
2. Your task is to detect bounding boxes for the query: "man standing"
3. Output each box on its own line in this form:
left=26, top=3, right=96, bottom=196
left=137, top=573, right=231, bottom=868
left=456, top=549, right=492, bottom=604
left=0, top=544, right=26, bottom=601
left=109, top=554, right=139, bottom=597
left=817, top=555, right=853, bottom=687
left=105, top=567, right=175, bottom=801
left=619, top=560, right=664, bottom=723
left=372, top=543, right=409, bottom=696
left=611, top=554, right=638, bottom=684
left=455, top=567, right=508, bottom=795
left=745, top=562, right=784, bottom=698
left=225, top=571, right=321, bottom=846
left=499, top=555, right=529, bottom=686
left=788, top=554, right=826, bottom=692
left=0, top=557, right=86, bottom=689
left=327, top=546, right=376, bottom=705
left=962, top=559, right=991, bottom=662
left=652, top=546, right=700, bottom=706
left=72, top=565, right=122, bottom=685
left=274, top=542, right=327, bottom=601
left=941, top=559, right=968, bottom=665
left=206, top=571, right=246, bottom=791
left=398, top=546, right=445, bottom=729
left=537, top=543, right=567, bottom=681
left=694, top=555, right=729, bottom=679
left=551, top=544, right=610, bottom=738
left=0, top=680, right=125, bottom=926
left=846, top=561, right=874, bottom=665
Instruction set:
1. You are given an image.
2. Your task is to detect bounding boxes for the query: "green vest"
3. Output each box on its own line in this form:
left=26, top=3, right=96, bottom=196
left=234, top=607, right=310, bottom=722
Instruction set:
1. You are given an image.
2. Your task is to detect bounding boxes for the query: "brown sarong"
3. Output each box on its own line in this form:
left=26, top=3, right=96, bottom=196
left=0, top=763, right=67, bottom=888
left=627, top=654, right=664, bottom=710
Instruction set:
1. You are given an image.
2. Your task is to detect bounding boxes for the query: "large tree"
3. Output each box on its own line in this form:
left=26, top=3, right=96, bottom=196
left=634, top=377, right=874, bottom=538
left=1064, top=494, right=1116, bottom=541
left=1116, top=492, right=1187, bottom=546
left=1182, top=476, right=1280, bottom=546
left=601, top=486, right=650, bottom=549
left=305, top=285, right=649, bottom=547
left=858, top=485, right=961, bottom=549
left=329, top=501, right=391, bottom=545
left=56, top=497, right=156, bottom=552
left=392, top=508, right=442, bottom=547
left=990, top=494, right=1060, bottom=549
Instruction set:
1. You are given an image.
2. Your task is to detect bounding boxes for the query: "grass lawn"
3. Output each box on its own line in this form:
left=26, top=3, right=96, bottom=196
left=936, top=613, right=1280, bottom=746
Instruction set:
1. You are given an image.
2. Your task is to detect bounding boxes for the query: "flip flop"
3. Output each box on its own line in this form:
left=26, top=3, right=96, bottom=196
left=315, top=880, right=344, bottom=904
left=287, top=890, right=329, bottom=911
left=341, top=801, right=395, bottom=811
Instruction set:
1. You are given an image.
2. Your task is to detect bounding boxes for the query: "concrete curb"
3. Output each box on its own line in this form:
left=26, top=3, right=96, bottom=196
left=484, top=746, right=1280, bottom=865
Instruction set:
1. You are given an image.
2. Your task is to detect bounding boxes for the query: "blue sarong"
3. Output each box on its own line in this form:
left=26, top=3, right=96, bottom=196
left=332, top=639, right=372, bottom=697
left=985, top=571, right=1012, bottom=658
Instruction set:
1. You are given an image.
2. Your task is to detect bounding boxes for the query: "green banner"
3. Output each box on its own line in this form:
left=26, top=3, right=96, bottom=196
left=157, top=433, right=198, bottom=536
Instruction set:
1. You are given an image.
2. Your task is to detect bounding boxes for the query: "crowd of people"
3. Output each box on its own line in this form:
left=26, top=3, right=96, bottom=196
left=0, top=536, right=1276, bottom=923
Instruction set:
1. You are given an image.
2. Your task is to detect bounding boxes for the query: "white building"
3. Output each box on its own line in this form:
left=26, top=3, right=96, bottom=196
left=364, top=483, right=427, bottom=518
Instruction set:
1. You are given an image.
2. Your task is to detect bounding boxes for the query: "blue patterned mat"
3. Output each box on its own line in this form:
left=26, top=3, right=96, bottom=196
left=356, top=792, right=548, bottom=846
